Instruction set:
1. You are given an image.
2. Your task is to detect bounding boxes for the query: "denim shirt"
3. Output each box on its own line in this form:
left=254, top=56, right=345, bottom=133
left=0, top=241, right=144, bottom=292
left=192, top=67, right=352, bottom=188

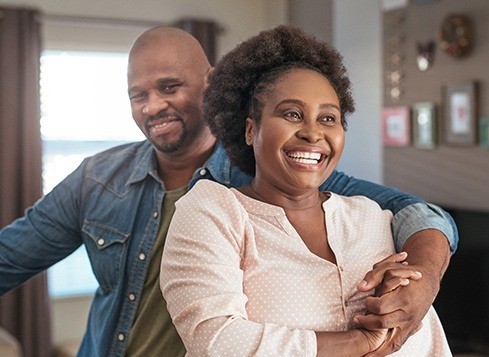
left=0, top=140, right=458, bottom=357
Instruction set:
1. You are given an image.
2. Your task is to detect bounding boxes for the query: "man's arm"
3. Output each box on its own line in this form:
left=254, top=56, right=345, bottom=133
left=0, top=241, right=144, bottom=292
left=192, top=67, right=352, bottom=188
left=322, top=171, right=456, bottom=354
left=0, top=161, right=85, bottom=295
left=321, top=170, right=459, bottom=253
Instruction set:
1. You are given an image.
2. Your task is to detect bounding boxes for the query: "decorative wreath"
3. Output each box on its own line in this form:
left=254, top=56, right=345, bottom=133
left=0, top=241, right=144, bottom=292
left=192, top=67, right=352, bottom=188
left=439, top=14, right=473, bottom=58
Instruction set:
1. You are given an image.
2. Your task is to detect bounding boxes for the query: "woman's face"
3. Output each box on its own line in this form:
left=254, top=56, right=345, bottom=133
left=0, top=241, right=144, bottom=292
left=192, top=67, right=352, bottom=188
left=246, top=68, right=344, bottom=196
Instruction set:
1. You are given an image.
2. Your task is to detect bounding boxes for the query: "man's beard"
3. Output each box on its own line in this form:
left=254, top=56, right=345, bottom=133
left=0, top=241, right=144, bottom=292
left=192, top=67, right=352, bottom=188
left=151, top=120, right=188, bottom=153
left=144, top=110, right=188, bottom=153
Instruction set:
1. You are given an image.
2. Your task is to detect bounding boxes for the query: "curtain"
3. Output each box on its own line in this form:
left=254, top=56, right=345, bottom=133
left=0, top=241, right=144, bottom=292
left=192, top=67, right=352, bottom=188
left=175, top=18, right=220, bottom=65
left=0, top=7, right=52, bottom=357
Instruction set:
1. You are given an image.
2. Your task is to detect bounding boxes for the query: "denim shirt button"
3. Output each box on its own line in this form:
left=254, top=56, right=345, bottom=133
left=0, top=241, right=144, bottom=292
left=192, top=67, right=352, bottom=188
left=118, top=333, right=125, bottom=341
left=138, top=253, right=146, bottom=261
left=199, top=169, right=206, bottom=176
left=129, top=293, right=136, bottom=301
left=97, top=238, right=105, bottom=246
left=153, top=211, right=158, bottom=218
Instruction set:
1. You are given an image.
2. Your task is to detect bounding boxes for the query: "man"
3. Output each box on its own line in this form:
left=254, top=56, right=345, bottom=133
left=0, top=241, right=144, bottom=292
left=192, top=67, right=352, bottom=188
left=0, top=27, right=456, bottom=356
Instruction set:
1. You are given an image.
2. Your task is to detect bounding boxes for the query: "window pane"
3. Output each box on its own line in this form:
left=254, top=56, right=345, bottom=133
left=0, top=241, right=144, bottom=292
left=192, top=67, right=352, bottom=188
left=41, top=50, right=142, bottom=297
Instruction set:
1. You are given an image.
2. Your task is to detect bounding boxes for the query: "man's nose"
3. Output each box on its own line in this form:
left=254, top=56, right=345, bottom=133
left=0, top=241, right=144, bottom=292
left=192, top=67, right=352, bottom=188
left=142, top=94, right=169, bottom=116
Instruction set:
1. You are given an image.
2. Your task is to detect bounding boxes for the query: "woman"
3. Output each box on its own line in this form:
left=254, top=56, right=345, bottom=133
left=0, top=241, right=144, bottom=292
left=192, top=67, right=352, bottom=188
left=160, top=25, right=451, bottom=356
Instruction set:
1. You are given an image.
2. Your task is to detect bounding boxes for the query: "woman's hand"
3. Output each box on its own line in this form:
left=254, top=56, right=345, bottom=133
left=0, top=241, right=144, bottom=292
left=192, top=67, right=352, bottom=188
left=356, top=252, right=422, bottom=296
left=353, top=252, right=424, bottom=355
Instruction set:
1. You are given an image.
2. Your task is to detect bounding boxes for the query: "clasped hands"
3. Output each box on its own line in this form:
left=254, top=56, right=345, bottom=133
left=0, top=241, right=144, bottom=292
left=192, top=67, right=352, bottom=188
left=354, top=251, right=432, bottom=356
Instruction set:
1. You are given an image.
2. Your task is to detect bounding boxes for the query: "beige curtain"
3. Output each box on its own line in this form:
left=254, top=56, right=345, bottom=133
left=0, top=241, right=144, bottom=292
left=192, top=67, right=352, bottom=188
left=0, top=7, right=52, bottom=357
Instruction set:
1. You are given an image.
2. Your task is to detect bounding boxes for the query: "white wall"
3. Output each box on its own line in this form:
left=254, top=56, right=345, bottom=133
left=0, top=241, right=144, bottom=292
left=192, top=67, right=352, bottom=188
left=333, top=0, right=383, bottom=184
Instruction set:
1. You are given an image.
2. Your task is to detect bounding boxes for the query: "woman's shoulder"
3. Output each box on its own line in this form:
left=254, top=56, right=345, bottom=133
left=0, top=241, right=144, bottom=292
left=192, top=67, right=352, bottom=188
left=326, top=192, right=393, bottom=218
left=178, top=179, right=239, bottom=208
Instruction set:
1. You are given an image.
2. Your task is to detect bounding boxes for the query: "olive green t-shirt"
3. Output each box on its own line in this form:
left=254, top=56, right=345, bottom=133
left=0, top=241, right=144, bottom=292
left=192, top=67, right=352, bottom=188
left=125, top=186, right=188, bottom=356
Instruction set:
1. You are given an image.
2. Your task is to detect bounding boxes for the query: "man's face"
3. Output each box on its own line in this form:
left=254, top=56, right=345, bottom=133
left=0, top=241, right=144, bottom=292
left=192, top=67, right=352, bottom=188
left=127, top=41, right=209, bottom=155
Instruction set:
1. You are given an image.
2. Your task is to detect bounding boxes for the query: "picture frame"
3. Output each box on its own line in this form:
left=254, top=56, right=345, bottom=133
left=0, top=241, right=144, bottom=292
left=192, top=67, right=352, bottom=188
left=382, top=106, right=411, bottom=147
left=480, top=118, right=489, bottom=148
left=442, top=81, right=478, bottom=145
left=413, top=102, right=436, bottom=149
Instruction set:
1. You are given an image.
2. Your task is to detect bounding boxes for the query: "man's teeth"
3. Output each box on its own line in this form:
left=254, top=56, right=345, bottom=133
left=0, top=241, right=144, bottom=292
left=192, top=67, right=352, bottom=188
left=154, top=122, right=169, bottom=128
left=287, top=151, right=322, bottom=164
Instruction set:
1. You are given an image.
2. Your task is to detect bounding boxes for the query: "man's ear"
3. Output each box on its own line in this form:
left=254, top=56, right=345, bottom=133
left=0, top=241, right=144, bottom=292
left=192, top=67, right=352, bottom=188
left=245, top=117, right=255, bottom=146
left=203, top=67, right=214, bottom=89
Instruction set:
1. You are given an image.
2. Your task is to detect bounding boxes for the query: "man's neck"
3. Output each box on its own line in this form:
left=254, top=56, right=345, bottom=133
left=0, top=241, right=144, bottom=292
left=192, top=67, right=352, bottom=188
left=156, top=134, right=216, bottom=191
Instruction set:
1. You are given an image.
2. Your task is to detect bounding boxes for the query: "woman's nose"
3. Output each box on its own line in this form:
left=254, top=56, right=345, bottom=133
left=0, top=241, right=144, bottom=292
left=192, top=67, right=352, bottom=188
left=297, top=124, right=324, bottom=143
left=142, top=94, right=170, bottom=116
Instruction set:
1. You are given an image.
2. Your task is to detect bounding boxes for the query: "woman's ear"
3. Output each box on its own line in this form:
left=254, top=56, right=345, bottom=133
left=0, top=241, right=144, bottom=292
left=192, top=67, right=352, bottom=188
left=245, top=117, right=255, bottom=146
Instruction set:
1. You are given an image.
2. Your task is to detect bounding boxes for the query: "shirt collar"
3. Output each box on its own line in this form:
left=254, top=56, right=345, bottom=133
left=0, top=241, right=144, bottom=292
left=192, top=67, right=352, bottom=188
left=126, top=140, right=231, bottom=187
left=126, top=141, right=161, bottom=185
left=197, top=142, right=231, bottom=186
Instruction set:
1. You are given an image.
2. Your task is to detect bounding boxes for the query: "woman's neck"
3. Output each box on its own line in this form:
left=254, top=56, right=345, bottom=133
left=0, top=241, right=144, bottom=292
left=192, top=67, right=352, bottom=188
left=243, top=179, right=325, bottom=211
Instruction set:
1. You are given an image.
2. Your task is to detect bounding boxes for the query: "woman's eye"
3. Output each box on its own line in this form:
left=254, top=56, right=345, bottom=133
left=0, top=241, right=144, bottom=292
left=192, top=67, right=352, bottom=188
left=320, top=115, right=338, bottom=124
left=283, top=111, right=301, bottom=121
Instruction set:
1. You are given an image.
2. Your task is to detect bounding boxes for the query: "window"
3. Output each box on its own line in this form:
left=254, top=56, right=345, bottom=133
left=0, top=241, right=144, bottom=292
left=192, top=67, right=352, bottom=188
left=41, top=50, right=144, bottom=297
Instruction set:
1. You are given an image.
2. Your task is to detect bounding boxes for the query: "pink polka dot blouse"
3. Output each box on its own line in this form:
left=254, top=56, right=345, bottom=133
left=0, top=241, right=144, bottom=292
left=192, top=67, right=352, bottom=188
left=160, top=180, right=451, bottom=356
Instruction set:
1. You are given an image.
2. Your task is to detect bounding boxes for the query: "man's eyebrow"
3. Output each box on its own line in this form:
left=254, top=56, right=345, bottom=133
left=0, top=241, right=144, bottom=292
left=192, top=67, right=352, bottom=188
left=156, top=77, right=181, bottom=86
left=128, top=85, right=142, bottom=94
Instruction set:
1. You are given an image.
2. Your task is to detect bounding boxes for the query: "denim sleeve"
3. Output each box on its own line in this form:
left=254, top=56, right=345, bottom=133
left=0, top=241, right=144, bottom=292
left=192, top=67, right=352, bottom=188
left=320, top=171, right=459, bottom=254
left=0, top=160, right=87, bottom=295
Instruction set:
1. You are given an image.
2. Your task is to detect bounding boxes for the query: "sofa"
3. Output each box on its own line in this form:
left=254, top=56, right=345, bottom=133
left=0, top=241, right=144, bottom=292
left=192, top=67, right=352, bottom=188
left=0, top=327, right=22, bottom=357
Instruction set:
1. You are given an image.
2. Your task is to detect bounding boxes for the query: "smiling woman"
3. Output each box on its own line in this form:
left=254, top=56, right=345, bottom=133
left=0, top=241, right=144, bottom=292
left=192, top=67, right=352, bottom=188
left=160, top=25, right=452, bottom=356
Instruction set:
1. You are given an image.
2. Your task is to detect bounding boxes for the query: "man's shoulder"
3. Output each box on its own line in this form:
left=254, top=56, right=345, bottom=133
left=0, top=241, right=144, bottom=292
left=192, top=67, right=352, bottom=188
left=82, top=140, right=153, bottom=185
left=87, top=140, right=148, bottom=163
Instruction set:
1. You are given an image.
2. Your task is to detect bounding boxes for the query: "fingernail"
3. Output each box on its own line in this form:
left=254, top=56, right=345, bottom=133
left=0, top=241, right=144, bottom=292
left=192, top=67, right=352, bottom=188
left=359, top=280, right=368, bottom=286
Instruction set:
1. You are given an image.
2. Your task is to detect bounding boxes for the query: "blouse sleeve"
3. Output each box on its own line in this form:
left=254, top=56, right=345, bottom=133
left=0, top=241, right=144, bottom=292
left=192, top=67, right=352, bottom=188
left=160, top=180, right=316, bottom=356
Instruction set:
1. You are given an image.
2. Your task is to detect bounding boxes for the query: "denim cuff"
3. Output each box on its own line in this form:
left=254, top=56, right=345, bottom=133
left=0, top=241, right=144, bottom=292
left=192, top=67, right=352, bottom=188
left=392, top=203, right=457, bottom=254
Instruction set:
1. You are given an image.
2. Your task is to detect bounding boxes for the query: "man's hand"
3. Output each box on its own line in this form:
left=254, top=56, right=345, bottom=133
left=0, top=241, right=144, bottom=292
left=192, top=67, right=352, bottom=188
left=355, top=229, right=451, bottom=355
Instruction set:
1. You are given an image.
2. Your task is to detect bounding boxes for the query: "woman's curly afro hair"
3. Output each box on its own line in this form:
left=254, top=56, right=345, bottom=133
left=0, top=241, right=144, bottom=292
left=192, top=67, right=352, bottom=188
left=203, top=25, right=355, bottom=176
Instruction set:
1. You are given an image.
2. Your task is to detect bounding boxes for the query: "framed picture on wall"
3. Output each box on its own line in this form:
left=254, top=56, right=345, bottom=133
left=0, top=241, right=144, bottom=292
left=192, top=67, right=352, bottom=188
left=382, top=106, right=411, bottom=147
left=480, top=118, right=489, bottom=148
left=413, top=102, right=436, bottom=149
left=442, top=81, right=478, bottom=145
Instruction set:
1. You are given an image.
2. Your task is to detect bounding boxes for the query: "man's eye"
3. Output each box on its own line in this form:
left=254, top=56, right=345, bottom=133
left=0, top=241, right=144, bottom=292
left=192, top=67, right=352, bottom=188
left=161, top=84, right=179, bottom=93
left=130, top=92, right=146, bottom=101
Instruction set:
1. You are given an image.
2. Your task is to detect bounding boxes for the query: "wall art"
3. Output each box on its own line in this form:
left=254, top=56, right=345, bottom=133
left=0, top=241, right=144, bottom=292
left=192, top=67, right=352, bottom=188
left=413, top=102, right=436, bottom=149
left=382, top=106, right=411, bottom=147
left=443, top=81, right=477, bottom=145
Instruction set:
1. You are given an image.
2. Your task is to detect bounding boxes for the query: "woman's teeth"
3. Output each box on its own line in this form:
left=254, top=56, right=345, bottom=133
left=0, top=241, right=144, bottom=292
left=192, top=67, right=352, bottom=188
left=286, top=151, right=322, bottom=164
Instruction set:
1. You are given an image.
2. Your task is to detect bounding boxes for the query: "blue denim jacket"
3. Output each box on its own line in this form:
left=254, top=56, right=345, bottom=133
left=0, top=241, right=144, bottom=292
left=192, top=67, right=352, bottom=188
left=0, top=140, right=458, bottom=356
